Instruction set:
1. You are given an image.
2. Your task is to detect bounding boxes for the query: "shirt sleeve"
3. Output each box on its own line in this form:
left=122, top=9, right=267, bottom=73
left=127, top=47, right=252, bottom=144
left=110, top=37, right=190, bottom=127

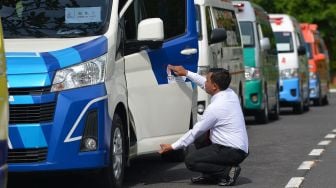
left=171, top=107, right=217, bottom=150
left=186, top=71, right=206, bottom=89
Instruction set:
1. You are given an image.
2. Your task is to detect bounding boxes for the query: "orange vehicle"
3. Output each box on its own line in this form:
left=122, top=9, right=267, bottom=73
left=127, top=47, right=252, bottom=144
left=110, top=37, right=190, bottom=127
left=300, top=23, right=330, bottom=105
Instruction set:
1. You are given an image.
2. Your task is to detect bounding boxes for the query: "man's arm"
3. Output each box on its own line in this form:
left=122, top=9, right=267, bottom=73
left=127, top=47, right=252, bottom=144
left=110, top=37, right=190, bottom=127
left=168, top=65, right=206, bottom=89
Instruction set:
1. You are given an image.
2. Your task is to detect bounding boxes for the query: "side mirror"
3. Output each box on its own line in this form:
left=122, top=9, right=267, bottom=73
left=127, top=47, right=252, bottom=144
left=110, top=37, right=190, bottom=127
left=315, top=53, right=326, bottom=61
left=260, top=37, right=271, bottom=51
left=297, top=45, right=306, bottom=56
left=209, top=28, right=227, bottom=44
left=137, top=18, right=164, bottom=41
left=125, top=18, right=164, bottom=53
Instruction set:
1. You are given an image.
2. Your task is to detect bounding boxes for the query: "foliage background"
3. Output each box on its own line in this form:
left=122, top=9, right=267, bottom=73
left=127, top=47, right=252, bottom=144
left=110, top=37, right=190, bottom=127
left=250, top=0, right=336, bottom=81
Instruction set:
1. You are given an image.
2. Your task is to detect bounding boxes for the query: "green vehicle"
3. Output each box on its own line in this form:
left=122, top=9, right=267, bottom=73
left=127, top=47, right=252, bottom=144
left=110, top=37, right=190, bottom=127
left=233, top=1, right=280, bottom=123
left=0, top=18, right=8, bottom=188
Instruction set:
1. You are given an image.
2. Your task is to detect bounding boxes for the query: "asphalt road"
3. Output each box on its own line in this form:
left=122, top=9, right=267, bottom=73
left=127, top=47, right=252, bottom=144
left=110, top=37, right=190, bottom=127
left=8, top=93, right=336, bottom=188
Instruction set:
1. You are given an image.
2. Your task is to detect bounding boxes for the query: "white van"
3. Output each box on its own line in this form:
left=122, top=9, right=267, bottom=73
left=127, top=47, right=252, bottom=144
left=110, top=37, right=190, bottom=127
left=269, top=14, right=310, bottom=114
left=0, top=0, right=199, bottom=187
left=195, top=0, right=245, bottom=115
left=233, top=1, right=280, bottom=123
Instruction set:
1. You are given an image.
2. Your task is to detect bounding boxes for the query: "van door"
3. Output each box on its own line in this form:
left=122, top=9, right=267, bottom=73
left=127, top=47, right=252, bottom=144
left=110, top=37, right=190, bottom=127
left=123, top=0, right=198, bottom=153
left=211, top=7, right=244, bottom=95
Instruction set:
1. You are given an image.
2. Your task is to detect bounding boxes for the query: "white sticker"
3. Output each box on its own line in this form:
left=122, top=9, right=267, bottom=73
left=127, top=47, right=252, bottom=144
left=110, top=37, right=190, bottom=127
left=65, top=7, right=101, bottom=23
left=167, top=66, right=186, bottom=84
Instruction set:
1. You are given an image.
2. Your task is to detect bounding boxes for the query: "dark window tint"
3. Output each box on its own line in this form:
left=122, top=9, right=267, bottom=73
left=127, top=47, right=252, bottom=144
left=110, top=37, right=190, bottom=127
left=212, top=7, right=241, bottom=47
left=142, top=0, right=186, bottom=40
left=274, top=32, right=294, bottom=53
left=195, top=5, right=202, bottom=40
left=305, top=42, right=313, bottom=59
left=0, top=0, right=111, bottom=38
left=239, top=21, right=254, bottom=47
left=205, top=6, right=212, bottom=40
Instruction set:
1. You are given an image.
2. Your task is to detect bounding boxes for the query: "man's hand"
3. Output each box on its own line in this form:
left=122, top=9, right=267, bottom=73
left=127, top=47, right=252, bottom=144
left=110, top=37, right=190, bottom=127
left=168, top=65, right=188, bottom=76
left=159, top=144, right=173, bottom=154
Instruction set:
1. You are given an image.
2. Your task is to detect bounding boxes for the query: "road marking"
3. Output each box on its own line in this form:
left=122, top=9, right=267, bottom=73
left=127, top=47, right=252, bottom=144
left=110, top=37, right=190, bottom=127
left=332, top=129, right=336, bottom=133
left=285, top=177, right=304, bottom=188
left=318, top=140, right=331, bottom=146
left=325, top=134, right=336, bottom=139
left=298, top=161, right=315, bottom=170
left=329, top=89, right=336, bottom=93
left=309, top=149, right=324, bottom=156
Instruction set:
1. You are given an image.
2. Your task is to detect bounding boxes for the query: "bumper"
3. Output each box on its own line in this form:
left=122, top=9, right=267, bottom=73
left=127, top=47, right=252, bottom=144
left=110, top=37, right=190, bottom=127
left=9, top=84, right=111, bottom=172
left=309, top=78, right=319, bottom=99
left=244, top=80, right=262, bottom=111
left=279, top=78, right=300, bottom=103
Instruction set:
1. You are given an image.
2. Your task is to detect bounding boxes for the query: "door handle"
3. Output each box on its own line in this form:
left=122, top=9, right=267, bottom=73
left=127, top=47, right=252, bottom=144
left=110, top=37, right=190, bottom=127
left=180, top=48, right=198, bottom=55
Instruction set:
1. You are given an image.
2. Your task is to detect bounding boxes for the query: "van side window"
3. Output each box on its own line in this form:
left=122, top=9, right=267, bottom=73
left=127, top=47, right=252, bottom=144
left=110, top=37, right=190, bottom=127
left=124, top=2, right=137, bottom=40
left=317, top=41, right=324, bottom=54
left=259, top=21, right=277, bottom=51
left=239, top=22, right=255, bottom=47
left=212, top=8, right=241, bottom=47
left=141, top=0, right=186, bottom=40
left=205, top=6, right=212, bottom=40
left=195, top=5, right=202, bottom=40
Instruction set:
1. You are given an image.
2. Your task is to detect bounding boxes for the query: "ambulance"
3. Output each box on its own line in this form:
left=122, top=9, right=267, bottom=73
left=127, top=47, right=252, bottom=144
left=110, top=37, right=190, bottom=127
left=0, top=0, right=199, bottom=187
left=233, top=1, right=280, bottom=123
left=0, top=18, right=8, bottom=188
left=300, top=23, right=329, bottom=106
left=194, top=0, right=245, bottom=116
left=269, top=14, right=310, bottom=114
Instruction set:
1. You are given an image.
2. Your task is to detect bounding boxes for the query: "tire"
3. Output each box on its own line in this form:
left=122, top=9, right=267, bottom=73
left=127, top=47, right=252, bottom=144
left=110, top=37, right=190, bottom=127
left=269, top=91, right=280, bottom=120
left=255, top=92, right=269, bottom=124
left=322, top=94, right=329, bottom=105
left=293, top=100, right=304, bottom=114
left=313, top=83, right=323, bottom=106
left=102, top=114, right=125, bottom=188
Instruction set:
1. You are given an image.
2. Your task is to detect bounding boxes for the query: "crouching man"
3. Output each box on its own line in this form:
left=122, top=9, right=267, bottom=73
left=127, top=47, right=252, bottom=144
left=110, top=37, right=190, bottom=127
left=159, top=65, right=249, bottom=186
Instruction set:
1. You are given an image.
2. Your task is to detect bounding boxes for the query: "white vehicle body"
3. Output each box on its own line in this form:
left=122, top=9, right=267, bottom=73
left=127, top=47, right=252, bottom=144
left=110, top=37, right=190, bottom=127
left=269, top=14, right=309, bottom=113
left=1, top=0, right=199, bottom=186
left=194, top=0, right=245, bottom=115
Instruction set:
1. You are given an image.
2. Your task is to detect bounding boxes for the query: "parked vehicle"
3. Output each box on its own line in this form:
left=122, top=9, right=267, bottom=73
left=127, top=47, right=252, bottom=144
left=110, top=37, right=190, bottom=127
left=269, top=14, right=309, bottom=114
left=233, top=1, right=280, bottom=123
left=300, top=23, right=330, bottom=106
left=0, top=0, right=198, bottom=187
left=0, top=18, right=8, bottom=188
left=194, top=0, right=245, bottom=115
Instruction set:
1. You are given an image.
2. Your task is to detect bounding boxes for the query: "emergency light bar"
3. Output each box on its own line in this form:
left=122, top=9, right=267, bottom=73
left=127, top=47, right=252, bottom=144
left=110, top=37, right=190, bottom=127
left=270, top=17, right=283, bottom=25
left=233, top=3, right=244, bottom=12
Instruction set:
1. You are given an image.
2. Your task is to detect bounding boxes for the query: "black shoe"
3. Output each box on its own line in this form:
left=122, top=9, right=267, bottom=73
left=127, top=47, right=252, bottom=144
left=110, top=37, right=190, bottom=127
left=217, top=178, right=231, bottom=186
left=191, top=174, right=216, bottom=184
left=220, top=166, right=241, bottom=186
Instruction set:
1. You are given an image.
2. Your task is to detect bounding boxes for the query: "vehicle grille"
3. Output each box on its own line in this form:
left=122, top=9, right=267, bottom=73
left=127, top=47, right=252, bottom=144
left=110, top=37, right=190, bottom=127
left=9, top=86, right=51, bottom=95
left=9, top=102, right=56, bottom=124
left=8, top=148, right=48, bottom=163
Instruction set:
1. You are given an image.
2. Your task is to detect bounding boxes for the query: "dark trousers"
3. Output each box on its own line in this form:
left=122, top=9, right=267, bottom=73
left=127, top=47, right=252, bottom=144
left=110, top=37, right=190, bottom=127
left=185, top=144, right=247, bottom=176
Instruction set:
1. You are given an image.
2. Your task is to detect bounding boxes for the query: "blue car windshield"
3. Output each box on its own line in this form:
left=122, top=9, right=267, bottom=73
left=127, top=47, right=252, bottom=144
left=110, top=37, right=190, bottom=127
left=0, top=0, right=111, bottom=38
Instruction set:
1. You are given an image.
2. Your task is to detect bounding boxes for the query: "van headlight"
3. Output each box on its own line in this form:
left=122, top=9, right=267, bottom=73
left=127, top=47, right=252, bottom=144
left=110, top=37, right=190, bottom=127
left=51, top=54, right=106, bottom=92
left=309, top=72, right=317, bottom=79
left=280, top=68, right=298, bottom=79
left=245, top=66, right=260, bottom=80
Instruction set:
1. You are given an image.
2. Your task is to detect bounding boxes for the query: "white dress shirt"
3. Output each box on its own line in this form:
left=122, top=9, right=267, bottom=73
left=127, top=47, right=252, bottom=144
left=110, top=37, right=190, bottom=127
left=171, top=71, right=249, bottom=153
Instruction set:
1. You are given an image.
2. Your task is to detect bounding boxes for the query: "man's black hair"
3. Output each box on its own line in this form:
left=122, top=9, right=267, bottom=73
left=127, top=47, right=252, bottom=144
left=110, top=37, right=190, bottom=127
left=209, top=68, right=231, bottom=91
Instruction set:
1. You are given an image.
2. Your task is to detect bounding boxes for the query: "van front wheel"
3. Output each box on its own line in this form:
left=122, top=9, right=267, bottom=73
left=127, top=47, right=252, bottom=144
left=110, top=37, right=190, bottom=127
left=102, top=114, right=125, bottom=188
